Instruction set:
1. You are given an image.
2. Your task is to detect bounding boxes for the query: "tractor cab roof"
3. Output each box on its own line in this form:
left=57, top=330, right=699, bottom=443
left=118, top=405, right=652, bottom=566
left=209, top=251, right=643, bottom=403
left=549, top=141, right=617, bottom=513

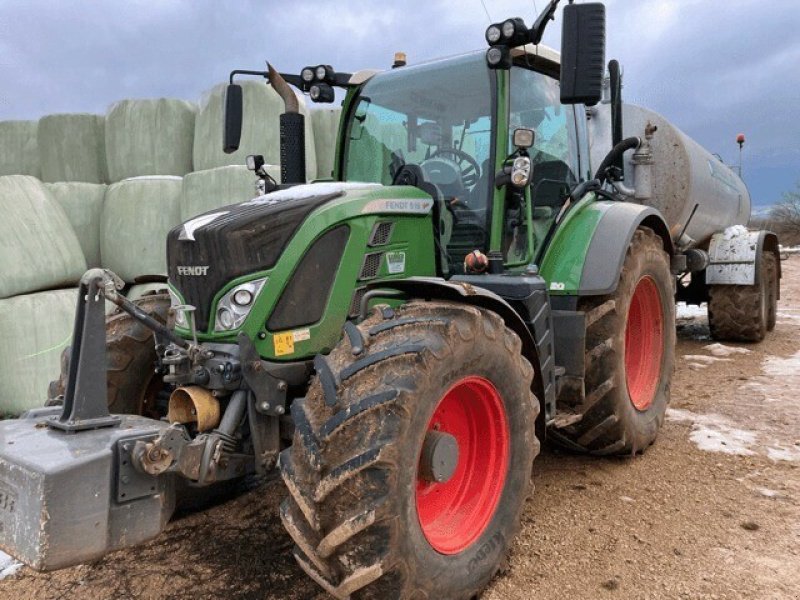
left=347, top=44, right=561, bottom=86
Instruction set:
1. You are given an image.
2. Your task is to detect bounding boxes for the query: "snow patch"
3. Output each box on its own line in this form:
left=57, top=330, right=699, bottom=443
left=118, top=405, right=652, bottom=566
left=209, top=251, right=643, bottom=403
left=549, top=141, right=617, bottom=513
left=666, top=408, right=757, bottom=456
left=723, top=224, right=749, bottom=240
left=683, top=354, right=732, bottom=364
left=755, top=487, right=779, bottom=498
left=0, top=551, right=22, bottom=580
left=765, top=444, right=800, bottom=462
left=763, top=349, right=800, bottom=379
left=703, top=343, right=752, bottom=357
left=676, top=302, right=707, bottom=319
left=245, top=182, right=381, bottom=205
left=780, top=245, right=800, bottom=255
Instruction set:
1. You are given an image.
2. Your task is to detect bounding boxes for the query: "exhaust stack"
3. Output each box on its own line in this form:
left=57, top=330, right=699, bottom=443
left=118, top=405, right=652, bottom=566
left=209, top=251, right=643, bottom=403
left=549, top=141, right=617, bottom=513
left=268, top=63, right=306, bottom=185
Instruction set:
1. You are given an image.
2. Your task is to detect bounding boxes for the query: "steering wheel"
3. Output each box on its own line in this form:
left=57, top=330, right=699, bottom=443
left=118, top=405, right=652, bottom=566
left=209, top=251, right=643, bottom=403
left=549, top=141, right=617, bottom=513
left=430, top=148, right=481, bottom=189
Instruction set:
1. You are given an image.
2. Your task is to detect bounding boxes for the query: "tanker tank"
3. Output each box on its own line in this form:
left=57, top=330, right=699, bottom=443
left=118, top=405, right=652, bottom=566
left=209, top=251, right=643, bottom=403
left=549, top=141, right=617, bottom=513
left=588, top=103, right=751, bottom=249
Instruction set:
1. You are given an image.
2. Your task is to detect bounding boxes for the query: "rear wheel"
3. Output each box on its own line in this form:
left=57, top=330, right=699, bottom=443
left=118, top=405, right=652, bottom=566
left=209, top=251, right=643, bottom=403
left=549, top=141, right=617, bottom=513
left=708, top=251, right=777, bottom=342
left=280, top=301, right=539, bottom=599
left=48, top=293, right=171, bottom=417
left=551, top=227, right=675, bottom=455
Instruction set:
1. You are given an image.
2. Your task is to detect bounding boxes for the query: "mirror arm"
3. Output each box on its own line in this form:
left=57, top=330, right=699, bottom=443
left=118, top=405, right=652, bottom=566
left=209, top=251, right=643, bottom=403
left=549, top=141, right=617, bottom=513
left=529, top=0, right=562, bottom=45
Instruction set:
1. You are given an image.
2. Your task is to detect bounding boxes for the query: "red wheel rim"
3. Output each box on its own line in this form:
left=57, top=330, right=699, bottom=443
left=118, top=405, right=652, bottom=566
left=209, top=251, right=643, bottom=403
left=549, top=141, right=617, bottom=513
left=416, top=376, right=509, bottom=555
left=625, top=276, right=664, bottom=411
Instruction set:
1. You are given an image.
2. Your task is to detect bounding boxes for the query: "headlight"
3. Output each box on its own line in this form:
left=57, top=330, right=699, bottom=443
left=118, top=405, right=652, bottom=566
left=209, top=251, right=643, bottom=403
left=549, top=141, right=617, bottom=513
left=315, top=65, right=328, bottom=80
left=301, top=67, right=315, bottom=83
left=485, top=24, right=502, bottom=45
left=214, top=277, right=267, bottom=332
left=511, top=156, right=532, bottom=187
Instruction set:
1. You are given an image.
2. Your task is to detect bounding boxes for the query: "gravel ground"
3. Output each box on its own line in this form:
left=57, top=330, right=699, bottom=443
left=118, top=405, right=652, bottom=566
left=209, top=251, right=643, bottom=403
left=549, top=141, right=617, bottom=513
left=2, top=257, right=798, bottom=600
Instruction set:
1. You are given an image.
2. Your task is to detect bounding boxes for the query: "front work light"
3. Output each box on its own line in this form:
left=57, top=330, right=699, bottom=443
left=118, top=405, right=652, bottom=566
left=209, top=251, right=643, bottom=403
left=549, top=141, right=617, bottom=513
left=309, top=83, right=335, bottom=103
left=486, top=46, right=511, bottom=69
left=215, top=277, right=267, bottom=332
left=501, top=18, right=529, bottom=46
left=485, top=24, right=502, bottom=45
left=301, top=67, right=315, bottom=83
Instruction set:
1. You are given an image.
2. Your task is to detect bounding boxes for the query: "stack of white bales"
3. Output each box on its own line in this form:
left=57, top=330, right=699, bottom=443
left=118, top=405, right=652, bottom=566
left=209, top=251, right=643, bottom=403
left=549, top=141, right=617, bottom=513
left=310, top=108, right=342, bottom=180
left=101, top=99, right=195, bottom=283
left=0, top=176, right=86, bottom=414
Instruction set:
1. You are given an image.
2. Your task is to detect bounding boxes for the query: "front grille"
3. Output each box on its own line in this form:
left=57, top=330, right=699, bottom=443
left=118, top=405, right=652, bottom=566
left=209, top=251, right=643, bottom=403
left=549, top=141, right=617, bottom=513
left=359, top=252, right=383, bottom=280
left=368, top=222, right=394, bottom=246
left=349, top=286, right=367, bottom=318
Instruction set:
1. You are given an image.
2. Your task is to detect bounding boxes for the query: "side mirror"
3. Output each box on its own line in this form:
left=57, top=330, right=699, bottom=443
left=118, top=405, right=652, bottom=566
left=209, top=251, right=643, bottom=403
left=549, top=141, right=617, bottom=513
left=560, top=2, right=606, bottom=106
left=513, top=128, right=535, bottom=150
left=223, top=83, right=243, bottom=154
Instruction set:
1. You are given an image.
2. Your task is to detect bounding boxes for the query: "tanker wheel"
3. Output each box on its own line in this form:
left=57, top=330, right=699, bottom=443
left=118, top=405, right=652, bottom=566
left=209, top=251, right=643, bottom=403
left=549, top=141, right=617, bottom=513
left=48, top=292, right=172, bottom=417
left=279, top=300, right=540, bottom=599
left=550, top=227, right=675, bottom=455
left=708, top=251, right=777, bottom=342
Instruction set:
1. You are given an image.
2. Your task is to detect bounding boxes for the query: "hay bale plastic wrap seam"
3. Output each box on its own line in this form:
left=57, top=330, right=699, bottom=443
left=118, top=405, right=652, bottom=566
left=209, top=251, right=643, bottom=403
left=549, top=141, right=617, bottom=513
left=0, top=175, right=87, bottom=299
left=192, top=80, right=317, bottom=181
left=181, top=164, right=280, bottom=220
left=311, top=108, right=342, bottom=179
left=0, top=120, right=40, bottom=178
left=37, top=113, right=107, bottom=183
left=0, top=288, right=78, bottom=415
left=101, top=176, right=183, bottom=283
left=45, top=182, right=107, bottom=268
left=105, top=99, right=196, bottom=182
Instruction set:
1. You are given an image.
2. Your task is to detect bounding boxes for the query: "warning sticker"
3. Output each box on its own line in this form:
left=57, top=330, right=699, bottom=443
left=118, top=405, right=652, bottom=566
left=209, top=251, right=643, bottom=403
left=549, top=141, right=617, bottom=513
left=385, top=251, right=406, bottom=275
left=273, top=332, right=295, bottom=356
left=292, top=328, right=311, bottom=342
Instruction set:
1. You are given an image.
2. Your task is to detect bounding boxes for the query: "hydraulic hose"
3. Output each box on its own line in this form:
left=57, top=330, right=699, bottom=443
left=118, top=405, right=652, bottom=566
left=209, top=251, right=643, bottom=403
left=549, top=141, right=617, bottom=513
left=594, top=136, right=640, bottom=183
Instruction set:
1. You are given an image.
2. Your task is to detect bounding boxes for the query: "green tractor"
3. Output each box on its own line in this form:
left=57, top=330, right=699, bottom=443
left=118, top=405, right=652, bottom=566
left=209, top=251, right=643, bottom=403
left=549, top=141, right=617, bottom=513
left=0, top=2, right=780, bottom=598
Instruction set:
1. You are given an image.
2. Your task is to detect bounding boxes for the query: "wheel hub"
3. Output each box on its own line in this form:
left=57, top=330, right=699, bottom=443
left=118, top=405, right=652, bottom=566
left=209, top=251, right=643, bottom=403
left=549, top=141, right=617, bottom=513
left=419, top=431, right=459, bottom=483
left=415, top=376, right=509, bottom=555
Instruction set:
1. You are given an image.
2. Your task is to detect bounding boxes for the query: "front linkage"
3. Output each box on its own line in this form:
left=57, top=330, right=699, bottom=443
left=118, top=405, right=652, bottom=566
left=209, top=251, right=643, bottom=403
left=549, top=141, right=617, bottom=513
left=0, top=269, right=291, bottom=569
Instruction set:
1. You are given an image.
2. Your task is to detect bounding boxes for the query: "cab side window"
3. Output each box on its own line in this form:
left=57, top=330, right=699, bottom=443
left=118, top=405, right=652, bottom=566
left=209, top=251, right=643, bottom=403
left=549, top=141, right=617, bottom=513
left=509, top=67, right=581, bottom=209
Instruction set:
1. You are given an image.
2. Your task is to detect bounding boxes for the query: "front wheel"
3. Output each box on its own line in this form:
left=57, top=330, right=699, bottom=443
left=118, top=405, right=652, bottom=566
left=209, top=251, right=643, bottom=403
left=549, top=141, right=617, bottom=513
left=279, top=301, right=539, bottom=599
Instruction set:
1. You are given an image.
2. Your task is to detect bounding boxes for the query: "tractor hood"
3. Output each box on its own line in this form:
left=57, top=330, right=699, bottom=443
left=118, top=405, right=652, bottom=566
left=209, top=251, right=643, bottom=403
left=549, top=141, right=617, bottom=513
left=167, top=183, right=380, bottom=331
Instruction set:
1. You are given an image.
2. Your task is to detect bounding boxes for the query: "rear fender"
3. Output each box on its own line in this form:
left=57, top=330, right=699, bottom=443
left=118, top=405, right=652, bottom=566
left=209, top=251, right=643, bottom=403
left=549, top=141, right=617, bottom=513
left=706, top=229, right=781, bottom=298
left=541, top=198, right=673, bottom=296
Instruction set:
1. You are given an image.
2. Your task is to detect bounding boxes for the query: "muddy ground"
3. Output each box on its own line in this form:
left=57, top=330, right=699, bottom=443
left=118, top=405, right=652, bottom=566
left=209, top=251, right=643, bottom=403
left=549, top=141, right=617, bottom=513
left=2, top=258, right=799, bottom=600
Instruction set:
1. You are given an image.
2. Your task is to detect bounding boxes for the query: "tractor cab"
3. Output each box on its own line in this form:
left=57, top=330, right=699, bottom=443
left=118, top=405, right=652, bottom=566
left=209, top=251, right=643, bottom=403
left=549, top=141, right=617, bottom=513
left=338, top=45, right=591, bottom=275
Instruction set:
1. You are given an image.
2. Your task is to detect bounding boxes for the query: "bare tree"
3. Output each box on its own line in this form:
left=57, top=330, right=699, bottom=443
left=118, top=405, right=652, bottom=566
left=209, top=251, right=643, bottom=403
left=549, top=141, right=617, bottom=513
left=769, top=180, right=800, bottom=245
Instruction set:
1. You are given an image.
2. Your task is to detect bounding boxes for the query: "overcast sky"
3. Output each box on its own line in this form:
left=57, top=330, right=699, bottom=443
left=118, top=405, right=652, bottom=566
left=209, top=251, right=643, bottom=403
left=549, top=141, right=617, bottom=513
left=1, top=0, right=798, bottom=205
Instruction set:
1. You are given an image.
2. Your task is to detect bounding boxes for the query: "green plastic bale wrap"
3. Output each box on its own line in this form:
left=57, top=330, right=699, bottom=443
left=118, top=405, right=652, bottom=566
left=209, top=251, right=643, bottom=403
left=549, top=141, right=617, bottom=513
left=105, top=99, right=196, bottom=182
left=44, top=182, right=107, bottom=268
left=37, top=114, right=107, bottom=183
left=181, top=164, right=281, bottom=220
left=101, top=176, right=182, bottom=283
left=0, top=176, right=87, bottom=299
left=0, top=120, right=41, bottom=178
left=0, top=288, right=77, bottom=415
left=192, top=80, right=317, bottom=181
left=310, top=108, right=341, bottom=179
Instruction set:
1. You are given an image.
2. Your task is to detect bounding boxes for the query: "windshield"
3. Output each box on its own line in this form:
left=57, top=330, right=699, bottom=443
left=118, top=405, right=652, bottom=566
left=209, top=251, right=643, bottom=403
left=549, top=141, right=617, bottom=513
left=344, top=53, right=494, bottom=267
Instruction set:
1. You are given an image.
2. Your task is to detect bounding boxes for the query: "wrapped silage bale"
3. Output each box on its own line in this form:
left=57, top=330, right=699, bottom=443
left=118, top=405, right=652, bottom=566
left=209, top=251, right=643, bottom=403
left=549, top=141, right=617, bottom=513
left=181, top=164, right=281, bottom=220
left=0, top=175, right=86, bottom=299
left=105, top=99, right=196, bottom=182
left=127, top=282, right=170, bottom=302
left=310, top=108, right=341, bottom=180
left=0, top=120, right=41, bottom=178
left=0, top=288, right=78, bottom=415
left=192, top=80, right=317, bottom=182
left=45, top=182, right=106, bottom=268
left=37, top=113, right=107, bottom=183
left=101, top=176, right=182, bottom=282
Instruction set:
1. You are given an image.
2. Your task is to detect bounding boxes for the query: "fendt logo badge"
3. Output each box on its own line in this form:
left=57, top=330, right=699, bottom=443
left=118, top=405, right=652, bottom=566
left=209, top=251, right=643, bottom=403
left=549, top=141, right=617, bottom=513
left=177, top=266, right=210, bottom=276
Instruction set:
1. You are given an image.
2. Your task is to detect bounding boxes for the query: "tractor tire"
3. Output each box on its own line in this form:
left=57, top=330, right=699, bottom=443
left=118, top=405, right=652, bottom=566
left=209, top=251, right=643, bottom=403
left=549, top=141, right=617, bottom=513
left=708, top=251, right=777, bottom=342
left=48, top=293, right=171, bottom=417
left=279, top=300, right=540, bottom=599
left=551, top=227, right=675, bottom=455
